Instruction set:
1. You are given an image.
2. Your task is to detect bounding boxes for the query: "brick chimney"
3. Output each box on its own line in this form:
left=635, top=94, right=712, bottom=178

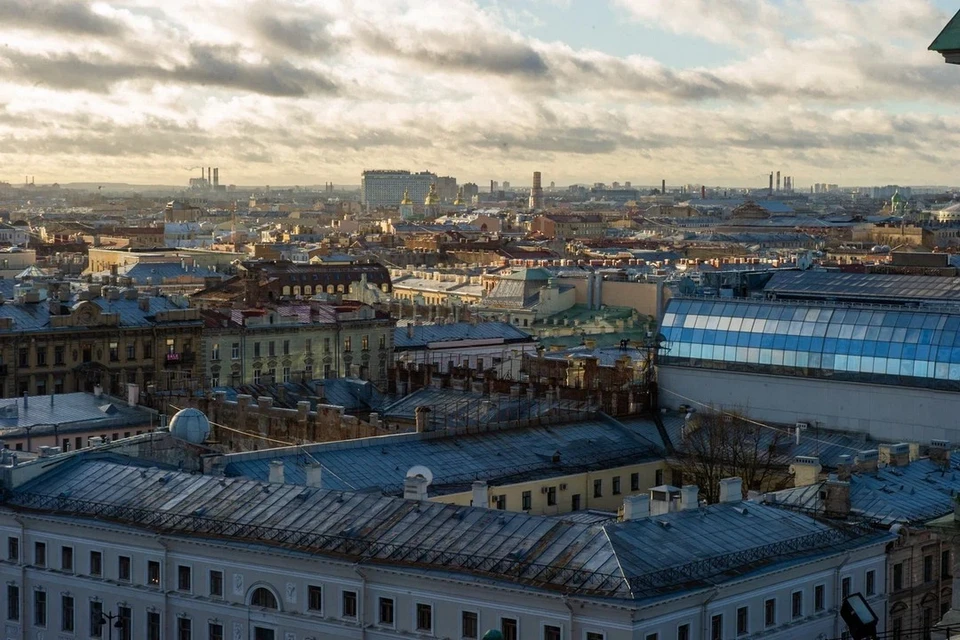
left=930, top=439, right=952, bottom=468
left=789, top=456, right=822, bottom=487
left=415, top=406, right=431, bottom=433
left=856, top=449, right=879, bottom=474
left=823, top=475, right=850, bottom=517
left=880, top=443, right=910, bottom=467
left=836, top=454, right=853, bottom=481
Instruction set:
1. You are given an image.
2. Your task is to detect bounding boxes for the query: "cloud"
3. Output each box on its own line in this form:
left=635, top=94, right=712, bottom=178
left=0, top=0, right=125, bottom=37
left=249, top=11, right=338, bottom=56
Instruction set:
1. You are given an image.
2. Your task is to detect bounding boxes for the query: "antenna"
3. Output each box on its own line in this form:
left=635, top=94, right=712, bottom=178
left=406, top=465, right=434, bottom=486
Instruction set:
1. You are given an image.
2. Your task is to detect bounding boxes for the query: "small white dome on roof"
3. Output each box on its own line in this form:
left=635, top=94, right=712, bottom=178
left=169, top=407, right=211, bottom=444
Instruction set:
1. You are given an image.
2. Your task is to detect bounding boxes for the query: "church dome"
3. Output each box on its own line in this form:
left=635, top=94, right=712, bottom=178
left=400, top=189, right=413, bottom=206
left=424, top=183, right=440, bottom=206
left=169, top=407, right=211, bottom=444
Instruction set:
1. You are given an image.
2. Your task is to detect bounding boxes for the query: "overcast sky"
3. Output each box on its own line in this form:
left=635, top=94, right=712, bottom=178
left=0, top=0, right=957, bottom=188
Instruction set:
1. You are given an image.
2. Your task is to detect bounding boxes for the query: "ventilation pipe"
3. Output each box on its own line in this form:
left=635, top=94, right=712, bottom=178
left=305, top=462, right=323, bottom=489
left=268, top=460, right=285, bottom=484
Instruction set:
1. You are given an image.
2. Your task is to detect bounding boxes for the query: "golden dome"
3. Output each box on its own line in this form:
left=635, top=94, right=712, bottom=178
left=453, top=186, right=464, bottom=206
left=400, top=188, right=413, bottom=205
left=424, top=183, right=440, bottom=206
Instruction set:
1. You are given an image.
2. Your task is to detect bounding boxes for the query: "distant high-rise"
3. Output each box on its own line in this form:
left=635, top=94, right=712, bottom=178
left=529, top=171, right=544, bottom=209
left=360, top=170, right=437, bottom=207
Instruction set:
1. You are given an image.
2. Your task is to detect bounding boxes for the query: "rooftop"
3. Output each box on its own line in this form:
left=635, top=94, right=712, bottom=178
left=395, top=321, right=533, bottom=350
left=0, top=392, right=154, bottom=437
left=764, top=270, right=960, bottom=304
left=4, top=456, right=890, bottom=601
left=930, top=10, right=960, bottom=57
left=223, top=413, right=664, bottom=496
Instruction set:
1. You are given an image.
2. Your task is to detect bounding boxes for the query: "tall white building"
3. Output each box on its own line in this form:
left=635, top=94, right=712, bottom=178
left=361, top=170, right=437, bottom=208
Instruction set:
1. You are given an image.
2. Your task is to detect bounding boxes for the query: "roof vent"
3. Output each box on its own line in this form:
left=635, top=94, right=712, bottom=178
left=657, top=520, right=671, bottom=528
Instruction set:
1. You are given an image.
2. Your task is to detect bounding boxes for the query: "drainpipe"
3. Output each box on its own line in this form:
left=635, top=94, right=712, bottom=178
left=834, top=553, right=851, bottom=639
left=700, top=587, right=720, bottom=640
left=353, top=563, right=367, bottom=640
left=563, top=595, right=575, bottom=639
left=15, top=515, right=24, bottom=640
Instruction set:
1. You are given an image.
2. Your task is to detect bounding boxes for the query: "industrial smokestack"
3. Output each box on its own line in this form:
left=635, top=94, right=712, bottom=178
left=776, top=171, right=780, bottom=192
left=701, top=185, right=705, bottom=199
left=769, top=172, right=773, bottom=195
left=214, top=168, right=219, bottom=188
left=661, top=179, right=666, bottom=194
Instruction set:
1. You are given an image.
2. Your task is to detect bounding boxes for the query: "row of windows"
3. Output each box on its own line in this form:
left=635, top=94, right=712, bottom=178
left=16, top=341, right=156, bottom=368
left=494, top=471, right=664, bottom=511
left=892, top=550, right=952, bottom=591
left=213, top=335, right=388, bottom=361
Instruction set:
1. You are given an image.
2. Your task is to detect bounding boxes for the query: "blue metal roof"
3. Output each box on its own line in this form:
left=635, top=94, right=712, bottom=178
left=0, top=293, right=191, bottom=332
left=395, top=321, right=533, bottom=349
left=223, top=415, right=665, bottom=495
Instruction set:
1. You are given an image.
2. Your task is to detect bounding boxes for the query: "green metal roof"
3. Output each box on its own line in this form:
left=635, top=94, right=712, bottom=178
left=930, top=10, right=960, bottom=53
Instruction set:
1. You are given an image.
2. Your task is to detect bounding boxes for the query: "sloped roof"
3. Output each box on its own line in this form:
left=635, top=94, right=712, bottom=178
left=395, top=321, right=533, bottom=349
left=930, top=10, right=960, bottom=53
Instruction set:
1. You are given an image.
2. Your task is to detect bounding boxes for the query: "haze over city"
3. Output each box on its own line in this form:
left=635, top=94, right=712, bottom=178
left=2, top=0, right=959, bottom=188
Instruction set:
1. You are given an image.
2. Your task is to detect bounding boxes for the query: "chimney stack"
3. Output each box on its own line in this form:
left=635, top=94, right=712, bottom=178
left=776, top=171, right=780, bottom=192
left=789, top=456, right=822, bottom=488
left=661, top=179, right=666, bottom=194
left=415, top=406, right=431, bottom=433
left=471, top=480, right=488, bottom=508
left=305, top=462, right=323, bottom=488
left=404, top=475, right=429, bottom=501
left=769, top=172, right=773, bottom=194
left=856, top=449, right=879, bottom=474
left=824, top=474, right=851, bottom=517
left=718, top=477, right=743, bottom=502
left=836, top=454, right=853, bottom=481
left=268, top=460, right=284, bottom=484
left=680, top=485, right=699, bottom=510
left=214, top=167, right=219, bottom=188
left=880, top=443, right=910, bottom=467
left=930, top=439, right=952, bottom=468
left=622, top=494, right=650, bottom=521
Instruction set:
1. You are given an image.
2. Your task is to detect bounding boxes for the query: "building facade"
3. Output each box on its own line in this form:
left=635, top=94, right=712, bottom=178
left=361, top=170, right=437, bottom=208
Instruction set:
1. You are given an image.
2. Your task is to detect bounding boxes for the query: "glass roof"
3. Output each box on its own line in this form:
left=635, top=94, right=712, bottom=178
left=660, top=298, right=960, bottom=391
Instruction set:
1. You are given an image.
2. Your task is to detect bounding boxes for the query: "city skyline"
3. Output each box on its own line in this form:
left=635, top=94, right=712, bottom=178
left=1, top=0, right=958, bottom=187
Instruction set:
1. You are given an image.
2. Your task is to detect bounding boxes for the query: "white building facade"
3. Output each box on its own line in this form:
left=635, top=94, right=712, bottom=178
left=361, top=170, right=437, bottom=208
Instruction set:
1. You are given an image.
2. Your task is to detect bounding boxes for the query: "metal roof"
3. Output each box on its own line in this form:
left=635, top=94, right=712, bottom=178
left=0, top=294, right=191, bottom=332
left=769, top=453, right=960, bottom=525
left=764, top=270, right=960, bottom=303
left=395, top=322, right=533, bottom=349
left=5, top=456, right=890, bottom=601
left=224, top=414, right=664, bottom=496
left=930, top=10, right=960, bottom=53
left=0, top=392, right=153, bottom=435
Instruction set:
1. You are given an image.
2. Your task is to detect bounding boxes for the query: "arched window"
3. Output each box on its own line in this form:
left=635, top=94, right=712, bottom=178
left=327, top=285, right=335, bottom=294
left=304, top=286, right=312, bottom=295
left=250, top=587, right=279, bottom=609
left=293, top=286, right=301, bottom=296
left=282, top=286, right=291, bottom=296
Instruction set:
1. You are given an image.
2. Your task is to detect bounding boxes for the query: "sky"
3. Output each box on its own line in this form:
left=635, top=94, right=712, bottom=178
left=0, top=0, right=958, bottom=189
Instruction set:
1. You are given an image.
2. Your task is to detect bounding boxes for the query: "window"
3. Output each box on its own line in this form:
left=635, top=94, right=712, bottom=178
left=251, top=587, right=278, bottom=609
left=764, top=598, right=776, bottom=627
left=18, top=348, right=27, bottom=367
left=283, top=340, right=290, bottom=355
left=33, top=589, right=46, bottom=627
left=571, top=494, right=581, bottom=510
left=324, top=337, right=330, bottom=352
left=119, top=555, right=131, bottom=581
left=231, top=343, right=240, bottom=359
left=148, top=560, right=161, bottom=586
left=209, top=622, right=224, bottom=640
left=361, top=335, right=369, bottom=351
left=587, top=634, right=605, bottom=640
left=677, top=625, right=690, bottom=640
left=148, top=611, right=160, bottom=640
left=90, top=601, right=103, bottom=638
left=166, top=338, right=175, bottom=354
left=644, top=634, right=657, bottom=640
left=90, top=550, right=102, bottom=576
left=178, top=565, right=192, bottom=591
left=893, top=562, right=903, bottom=591
left=126, top=343, right=135, bottom=360
left=737, top=606, right=748, bottom=635
left=177, top=617, right=192, bottom=640
left=342, top=590, right=357, bottom=618
left=210, top=571, right=223, bottom=598
left=944, top=550, right=953, bottom=578
left=267, top=368, right=276, bottom=382
left=711, top=614, right=723, bottom=640
left=6, top=585, right=18, bottom=621
left=253, top=369, right=261, bottom=384
left=61, top=546, right=73, bottom=572
left=143, top=341, right=153, bottom=359
left=815, top=584, right=825, bottom=612
left=792, top=591, right=803, bottom=619
left=547, top=486, right=557, bottom=506
left=118, top=605, right=131, bottom=640
left=379, top=335, right=386, bottom=349
left=612, top=476, right=621, bottom=495
left=7, top=536, right=17, bottom=562
left=545, top=625, right=562, bottom=640
left=305, top=338, right=312, bottom=352
left=109, top=341, right=119, bottom=362
left=211, top=343, right=220, bottom=361
left=416, top=603, right=432, bottom=632
left=892, top=616, right=903, bottom=640
left=631, top=472, right=640, bottom=491
left=55, top=345, right=65, bottom=365
left=268, top=341, right=275, bottom=357
left=501, top=617, right=518, bottom=640
left=254, top=342, right=261, bottom=357
left=307, top=585, right=322, bottom=612
left=924, top=554, right=934, bottom=582
left=378, top=597, right=394, bottom=625
left=36, top=346, right=47, bottom=366
left=522, top=491, right=532, bottom=510
left=866, top=569, right=876, bottom=596
left=494, top=494, right=506, bottom=510
left=593, top=479, right=602, bottom=498
left=34, top=542, right=45, bottom=567
left=462, top=611, right=479, bottom=639
left=282, top=366, right=290, bottom=383
left=344, top=337, right=351, bottom=352
left=841, top=576, right=851, bottom=599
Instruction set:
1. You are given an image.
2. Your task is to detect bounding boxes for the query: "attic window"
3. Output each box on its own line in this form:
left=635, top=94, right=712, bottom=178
left=98, top=403, right=118, bottom=415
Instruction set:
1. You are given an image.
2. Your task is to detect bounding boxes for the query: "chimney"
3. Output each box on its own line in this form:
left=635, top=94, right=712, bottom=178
left=21, top=392, right=27, bottom=410
left=823, top=475, right=850, bottom=517
left=305, top=462, right=323, bottom=488
left=856, top=449, right=879, bottom=474
left=214, top=168, right=219, bottom=188
left=88, top=436, right=103, bottom=447
left=769, top=172, right=773, bottom=194
left=404, top=475, right=428, bottom=501
left=661, top=178, right=665, bottom=194
left=268, top=460, right=284, bottom=484
left=208, top=167, right=212, bottom=186
left=930, top=439, right=952, bottom=467
left=414, top=406, right=431, bottom=433
left=622, top=494, right=650, bottom=521
left=789, top=456, right=822, bottom=488
left=880, top=443, right=910, bottom=467
left=649, top=485, right=680, bottom=516
left=471, top=480, right=488, bottom=508
left=836, top=454, right=853, bottom=481
left=679, top=485, right=699, bottom=510
left=776, top=170, right=781, bottom=192
left=126, top=383, right=139, bottom=408
left=718, top=477, right=743, bottom=503
left=407, top=323, right=414, bottom=339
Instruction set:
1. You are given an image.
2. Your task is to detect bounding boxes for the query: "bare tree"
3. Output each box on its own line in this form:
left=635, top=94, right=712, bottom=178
left=677, top=409, right=790, bottom=503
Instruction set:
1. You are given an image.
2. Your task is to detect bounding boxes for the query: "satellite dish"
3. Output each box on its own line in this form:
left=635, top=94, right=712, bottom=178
left=406, top=465, right=434, bottom=487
